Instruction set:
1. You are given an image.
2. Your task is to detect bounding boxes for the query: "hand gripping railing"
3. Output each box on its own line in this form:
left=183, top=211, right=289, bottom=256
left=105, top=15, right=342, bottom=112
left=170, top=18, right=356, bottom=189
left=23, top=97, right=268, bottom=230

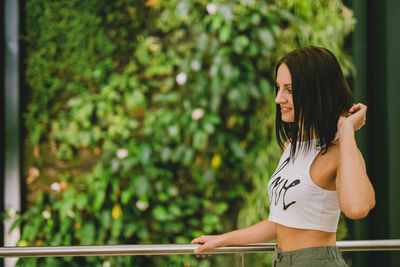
left=1, top=240, right=400, bottom=258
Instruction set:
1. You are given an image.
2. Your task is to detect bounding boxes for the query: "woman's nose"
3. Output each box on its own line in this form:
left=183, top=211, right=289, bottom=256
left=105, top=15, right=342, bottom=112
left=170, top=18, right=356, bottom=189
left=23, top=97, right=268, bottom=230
left=275, top=91, right=285, bottom=104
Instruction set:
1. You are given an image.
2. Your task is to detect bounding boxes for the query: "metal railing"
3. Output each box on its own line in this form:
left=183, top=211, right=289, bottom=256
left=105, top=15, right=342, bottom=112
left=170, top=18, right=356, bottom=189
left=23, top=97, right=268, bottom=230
left=1, top=239, right=400, bottom=258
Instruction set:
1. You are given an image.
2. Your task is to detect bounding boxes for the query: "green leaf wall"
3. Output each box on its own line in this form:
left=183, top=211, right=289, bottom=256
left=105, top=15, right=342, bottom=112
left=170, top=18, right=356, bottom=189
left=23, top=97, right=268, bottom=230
left=14, top=0, right=354, bottom=266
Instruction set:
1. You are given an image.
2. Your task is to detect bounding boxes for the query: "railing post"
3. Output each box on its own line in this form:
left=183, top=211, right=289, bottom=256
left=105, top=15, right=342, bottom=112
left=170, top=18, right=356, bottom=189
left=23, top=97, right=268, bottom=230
left=4, top=0, right=21, bottom=267
left=241, top=253, right=244, bottom=267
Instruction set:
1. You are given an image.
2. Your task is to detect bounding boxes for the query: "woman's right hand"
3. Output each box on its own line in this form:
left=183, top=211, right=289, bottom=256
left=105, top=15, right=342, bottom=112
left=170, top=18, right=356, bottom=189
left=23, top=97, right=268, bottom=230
left=337, top=103, right=367, bottom=132
left=190, top=234, right=227, bottom=253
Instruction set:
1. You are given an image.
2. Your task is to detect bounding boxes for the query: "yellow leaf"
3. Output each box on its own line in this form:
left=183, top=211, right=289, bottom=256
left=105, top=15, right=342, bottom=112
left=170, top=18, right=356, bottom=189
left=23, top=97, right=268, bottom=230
left=211, top=154, right=222, bottom=169
left=75, top=222, right=81, bottom=230
left=112, top=204, right=122, bottom=219
left=17, top=240, right=29, bottom=247
left=226, top=115, right=237, bottom=129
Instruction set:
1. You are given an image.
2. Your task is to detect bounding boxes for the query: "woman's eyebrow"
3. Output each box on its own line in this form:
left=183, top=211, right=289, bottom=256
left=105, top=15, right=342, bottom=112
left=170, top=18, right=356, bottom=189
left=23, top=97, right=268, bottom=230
left=276, top=83, right=292, bottom=87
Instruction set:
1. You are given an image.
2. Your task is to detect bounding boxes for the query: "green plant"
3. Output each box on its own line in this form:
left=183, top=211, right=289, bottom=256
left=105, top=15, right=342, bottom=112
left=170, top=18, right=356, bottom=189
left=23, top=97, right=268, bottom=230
left=12, top=0, right=354, bottom=266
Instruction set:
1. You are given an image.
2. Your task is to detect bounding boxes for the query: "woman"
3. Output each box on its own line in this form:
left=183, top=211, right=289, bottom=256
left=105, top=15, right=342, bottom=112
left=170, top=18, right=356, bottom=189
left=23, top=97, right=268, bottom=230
left=191, top=46, right=375, bottom=266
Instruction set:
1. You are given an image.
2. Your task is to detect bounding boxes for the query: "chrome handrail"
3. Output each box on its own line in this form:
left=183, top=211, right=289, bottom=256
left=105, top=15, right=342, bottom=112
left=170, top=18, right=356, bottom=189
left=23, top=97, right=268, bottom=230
left=0, top=243, right=272, bottom=258
left=1, top=240, right=400, bottom=258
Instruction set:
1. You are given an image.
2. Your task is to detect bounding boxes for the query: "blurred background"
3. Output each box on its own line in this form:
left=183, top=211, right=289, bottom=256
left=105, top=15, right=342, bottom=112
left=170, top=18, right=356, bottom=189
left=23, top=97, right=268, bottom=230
left=1, top=0, right=399, bottom=266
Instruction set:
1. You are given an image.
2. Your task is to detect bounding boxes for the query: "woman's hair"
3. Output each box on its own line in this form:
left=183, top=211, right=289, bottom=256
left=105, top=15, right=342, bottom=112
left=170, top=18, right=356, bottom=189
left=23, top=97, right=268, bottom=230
left=275, top=46, right=353, bottom=158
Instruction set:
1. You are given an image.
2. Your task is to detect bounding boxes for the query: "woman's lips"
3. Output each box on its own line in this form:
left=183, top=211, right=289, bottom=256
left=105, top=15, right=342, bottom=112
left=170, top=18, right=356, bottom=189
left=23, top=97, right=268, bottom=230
left=281, top=107, right=292, bottom=113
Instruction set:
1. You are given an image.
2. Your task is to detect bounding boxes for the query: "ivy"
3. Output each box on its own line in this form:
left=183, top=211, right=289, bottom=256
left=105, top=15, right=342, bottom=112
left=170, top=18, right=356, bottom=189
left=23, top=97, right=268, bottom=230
left=13, top=0, right=354, bottom=266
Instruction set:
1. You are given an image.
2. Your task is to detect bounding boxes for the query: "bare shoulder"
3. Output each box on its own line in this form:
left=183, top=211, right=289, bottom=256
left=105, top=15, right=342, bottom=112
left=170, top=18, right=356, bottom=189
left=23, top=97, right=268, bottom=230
left=310, top=141, right=340, bottom=190
left=324, top=141, right=341, bottom=179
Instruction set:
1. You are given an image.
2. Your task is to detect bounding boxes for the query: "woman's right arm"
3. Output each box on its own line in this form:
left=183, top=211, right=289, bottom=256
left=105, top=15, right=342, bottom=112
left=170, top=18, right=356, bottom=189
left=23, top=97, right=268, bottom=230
left=191, top=219, right=276, bottom=253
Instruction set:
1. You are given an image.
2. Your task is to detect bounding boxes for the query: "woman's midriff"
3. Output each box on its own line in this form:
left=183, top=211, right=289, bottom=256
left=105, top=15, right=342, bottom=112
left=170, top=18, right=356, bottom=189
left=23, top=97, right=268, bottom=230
left=276, top=223, right=336, bottom=252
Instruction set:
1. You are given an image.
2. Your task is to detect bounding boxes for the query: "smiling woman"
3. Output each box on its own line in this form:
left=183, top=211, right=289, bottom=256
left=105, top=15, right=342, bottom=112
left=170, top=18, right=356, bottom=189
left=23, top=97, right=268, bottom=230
left=191, top=46, right=375, bottom=267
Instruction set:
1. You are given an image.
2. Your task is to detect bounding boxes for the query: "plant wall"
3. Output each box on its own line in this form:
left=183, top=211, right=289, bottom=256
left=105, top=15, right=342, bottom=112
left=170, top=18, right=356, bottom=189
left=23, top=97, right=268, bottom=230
left=9, top=0, right=354, bottom=266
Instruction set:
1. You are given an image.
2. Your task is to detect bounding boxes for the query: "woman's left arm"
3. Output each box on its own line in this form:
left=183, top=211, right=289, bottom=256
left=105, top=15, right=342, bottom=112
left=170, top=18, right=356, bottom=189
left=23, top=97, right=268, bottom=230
left=336, top=103, right=376, bottom=219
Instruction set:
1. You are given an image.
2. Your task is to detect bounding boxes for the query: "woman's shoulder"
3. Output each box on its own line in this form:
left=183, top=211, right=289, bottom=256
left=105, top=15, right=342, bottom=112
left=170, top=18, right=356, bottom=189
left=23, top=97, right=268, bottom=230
left=310, top=141, right=340, bottom=190
left=320, top=140, right=341, bottom=172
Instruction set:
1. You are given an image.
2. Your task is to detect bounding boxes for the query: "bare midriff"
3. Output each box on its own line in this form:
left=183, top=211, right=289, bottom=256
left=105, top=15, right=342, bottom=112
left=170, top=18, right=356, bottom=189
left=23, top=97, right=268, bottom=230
left=276, top=223, right=336, bottom=251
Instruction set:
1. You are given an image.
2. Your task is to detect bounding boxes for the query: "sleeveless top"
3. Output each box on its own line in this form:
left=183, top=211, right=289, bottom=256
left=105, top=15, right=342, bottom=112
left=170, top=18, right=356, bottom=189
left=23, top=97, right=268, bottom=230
left=267, top=139, right=340, bottom=232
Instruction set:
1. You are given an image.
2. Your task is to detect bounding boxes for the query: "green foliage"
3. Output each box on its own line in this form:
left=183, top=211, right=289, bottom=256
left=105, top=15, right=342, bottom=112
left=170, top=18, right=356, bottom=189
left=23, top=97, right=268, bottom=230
left=13, top=0, right=354, bottom=266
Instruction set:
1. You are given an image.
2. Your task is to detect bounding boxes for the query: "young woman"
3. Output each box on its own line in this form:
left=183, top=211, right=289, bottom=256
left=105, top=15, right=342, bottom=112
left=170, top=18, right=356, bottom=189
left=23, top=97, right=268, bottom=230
left=191, top=46, right=375, bottom=266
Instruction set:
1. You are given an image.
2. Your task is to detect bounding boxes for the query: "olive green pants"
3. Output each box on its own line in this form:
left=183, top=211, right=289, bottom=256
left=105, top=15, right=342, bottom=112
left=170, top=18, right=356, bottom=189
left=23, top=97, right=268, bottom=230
left=273, top=246, right=347, bottom=267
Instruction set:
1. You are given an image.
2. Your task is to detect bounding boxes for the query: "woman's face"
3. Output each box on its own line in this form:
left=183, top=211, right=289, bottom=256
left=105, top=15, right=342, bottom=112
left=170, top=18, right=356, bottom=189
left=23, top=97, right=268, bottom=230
left=275, top=63, right=294, bottom=122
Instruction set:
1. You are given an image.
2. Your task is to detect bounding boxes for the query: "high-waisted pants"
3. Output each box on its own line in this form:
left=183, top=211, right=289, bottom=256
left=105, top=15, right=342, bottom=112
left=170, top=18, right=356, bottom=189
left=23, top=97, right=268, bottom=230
left=273, top=246, right=347, bottom=267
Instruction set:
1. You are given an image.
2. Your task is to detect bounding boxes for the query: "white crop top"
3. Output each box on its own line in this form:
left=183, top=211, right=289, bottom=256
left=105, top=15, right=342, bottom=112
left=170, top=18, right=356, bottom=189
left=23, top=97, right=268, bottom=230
left=267, top=139, right=340, bottom=232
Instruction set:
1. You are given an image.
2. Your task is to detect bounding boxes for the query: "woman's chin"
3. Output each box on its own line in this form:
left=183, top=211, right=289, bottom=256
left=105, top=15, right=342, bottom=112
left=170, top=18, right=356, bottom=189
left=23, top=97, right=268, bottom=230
left=281, top=116, right=294, bottom=123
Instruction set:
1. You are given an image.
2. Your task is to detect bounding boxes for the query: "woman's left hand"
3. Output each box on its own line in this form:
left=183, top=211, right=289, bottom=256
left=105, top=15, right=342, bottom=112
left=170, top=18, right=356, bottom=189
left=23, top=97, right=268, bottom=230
left=337, top=103, right=367, bottom=132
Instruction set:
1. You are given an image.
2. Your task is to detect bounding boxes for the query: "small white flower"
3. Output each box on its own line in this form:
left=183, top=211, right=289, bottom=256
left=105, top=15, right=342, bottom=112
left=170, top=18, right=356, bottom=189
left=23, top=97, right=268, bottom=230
left=117, top=148, right=129, bottom=159
left=42, top=210, right=51, bottom=219
left=168, top=125, right=178, bottom=136
left=136, top=200, right=149, bottom=211
left=50, top=182, right=61, bottom=192
left=206, top=3, right=218, bottom=15
left=176, top=72, right=187, bottom=85
left=191, top=60, right=201, bottom=71
left=191, top=108, right=204, bottom=120
left=103, top=261, right=111, bottom=267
